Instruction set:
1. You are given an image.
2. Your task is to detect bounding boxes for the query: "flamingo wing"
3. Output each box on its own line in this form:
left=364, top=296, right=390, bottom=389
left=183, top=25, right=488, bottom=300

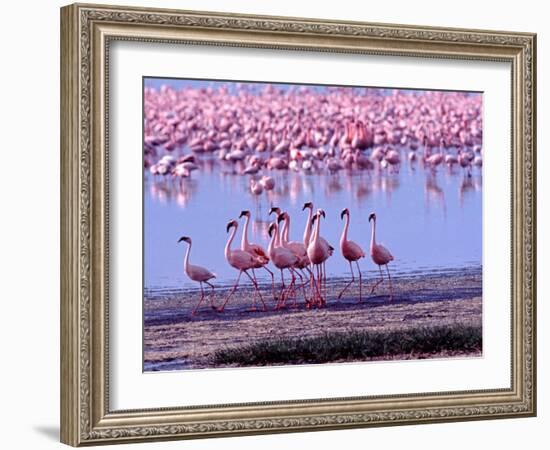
left=250, top=244, right=269, bottom=260
left=230, top=250, right=258, bottom=270
left=187, top=264, right=216, bottom=282
left=319, top=237, right=334, bottom=255
left=285, top=241, right=307, bottom=257
left=372, top=243, right=394, bottom=264
left=344, top=240, right=365, bottom=260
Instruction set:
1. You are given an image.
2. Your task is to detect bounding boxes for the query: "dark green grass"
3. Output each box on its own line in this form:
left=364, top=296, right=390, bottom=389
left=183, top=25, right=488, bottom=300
left=212, top=324, right=482, bottom=367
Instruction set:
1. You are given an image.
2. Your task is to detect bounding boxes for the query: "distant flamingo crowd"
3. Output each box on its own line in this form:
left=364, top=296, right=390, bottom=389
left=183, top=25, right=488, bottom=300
left=145, top=83, right=483, bottom=194
left=178, top=206, right=393, bottom=315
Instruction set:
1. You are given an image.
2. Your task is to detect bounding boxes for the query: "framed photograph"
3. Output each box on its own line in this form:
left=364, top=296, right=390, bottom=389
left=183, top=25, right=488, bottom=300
left=60, top=3, right=537, bottom=446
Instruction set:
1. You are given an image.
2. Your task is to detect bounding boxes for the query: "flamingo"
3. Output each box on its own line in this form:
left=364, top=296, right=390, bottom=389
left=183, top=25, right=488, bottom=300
left=259, top=175, right=275, bottom=191
left=250, top=178, right=263, bottom=195
left=384, top=147, right=401, bottom=172
left=218, top=220, right=266, bottom=312
left=177, top=236, right=217, bottom=315
left=266, top=221, right=301, bottom=309
left=276, top=211, right=310, bottom=304
left=368, top=213, right=394, bottom=300
left=238, top=210, right=276, bottom=301
left=307, top=209, right=331, bottom=306
left=302, top=202, right=334, bottom=304
left=337, top=209, right=366, bottom=302
left=302, top=202, right=334, bottom=257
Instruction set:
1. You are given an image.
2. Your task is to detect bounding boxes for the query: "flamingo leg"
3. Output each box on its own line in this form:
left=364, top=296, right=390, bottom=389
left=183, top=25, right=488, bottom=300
left=308, top=264, right=317, bottom=305
left=356, top=261, right=363, bottom=303
left=281, top=269, right=296, bottom=309
left=322, top=262, right=327, bottom=306
left=244, top=270, right=266, bottom=311
left=250, top=269, right=258, bottom=310
left=204, top=281, right=216, bottom=309
left=369, top=265, right=385, bottom=296
left=262, top=265, right=276, bottom=302
left=338, top=260, right=355, bottom=300
left=277, top=269, right=286, bottom=308
left=290, top=268, right=305, bottom=307
left=303, top=266, right=315, bottom=307
left=192, top=282, right=206, bottom=315
left=297, top=269, right=309, bottom=305
left=385, top=264, right=393, bottom=301
left=218, top=270, right=242, bottom=312
left=316, top=264, right=323, bottom=307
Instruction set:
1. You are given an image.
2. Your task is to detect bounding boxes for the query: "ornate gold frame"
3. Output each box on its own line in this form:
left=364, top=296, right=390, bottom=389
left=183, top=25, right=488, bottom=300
left=60, top=3, right=536, bottom=446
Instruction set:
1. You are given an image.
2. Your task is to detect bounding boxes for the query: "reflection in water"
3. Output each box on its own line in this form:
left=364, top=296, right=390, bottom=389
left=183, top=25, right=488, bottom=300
left=424, top=172, right=446, bottom=218
left=145, top=154, right=482, bottom=289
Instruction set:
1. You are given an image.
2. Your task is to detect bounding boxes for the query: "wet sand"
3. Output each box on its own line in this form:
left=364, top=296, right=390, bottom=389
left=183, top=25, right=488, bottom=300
left=144, top=266, right=482, bottom=371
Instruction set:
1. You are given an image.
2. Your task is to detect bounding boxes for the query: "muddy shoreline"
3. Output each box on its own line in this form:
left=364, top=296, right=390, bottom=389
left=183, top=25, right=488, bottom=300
left=144, top=266, right=482, bottom=371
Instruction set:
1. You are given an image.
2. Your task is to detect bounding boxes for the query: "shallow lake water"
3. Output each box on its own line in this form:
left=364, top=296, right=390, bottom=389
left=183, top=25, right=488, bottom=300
left=144, top=156, right=482, bottom=292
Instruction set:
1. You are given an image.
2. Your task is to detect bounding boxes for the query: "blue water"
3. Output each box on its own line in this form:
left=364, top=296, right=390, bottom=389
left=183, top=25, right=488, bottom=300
left=144, top=159, right=482, bottom=290
left=143, top=77, right=475, bottom=97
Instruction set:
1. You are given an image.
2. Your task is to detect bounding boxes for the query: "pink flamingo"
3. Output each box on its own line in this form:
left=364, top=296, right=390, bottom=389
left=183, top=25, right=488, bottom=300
left=259, top=175, right=275, bottom=191
left=218, top=220, right=266, bottom=312
left=238, top=210, right=276, bottom=302
left=250, top=178, right=263, bottom=195
left=177, top=236, right=217, bottom=315
left=302, top=202, right=334, bottom=304
left=302, top=202, right=334, bottom=258
left=384, top=147, right=401, bottom=172
left=276, top=211, right=310, bottom=304
left=337, top=209, right=366, bottom=302
left=368, top=213, right=394, bottom=300
left=307, top=209, right=331, bottom=306
left=266, top=221, right=300, bottom=309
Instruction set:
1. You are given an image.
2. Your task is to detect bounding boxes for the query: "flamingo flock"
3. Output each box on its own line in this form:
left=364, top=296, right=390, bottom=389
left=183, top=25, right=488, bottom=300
left=178, top=207, right=394, bottom=314
left=145, top=84, right=482, bottom=194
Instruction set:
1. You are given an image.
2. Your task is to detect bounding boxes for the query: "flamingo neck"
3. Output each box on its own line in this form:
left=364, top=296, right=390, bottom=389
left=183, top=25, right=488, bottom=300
left=370, top=218, right=377, bottom=251
left=312, top=213, right=321, bottom=244
left=268, top=224, right=277, bottom=254
left=275, top=223, right=281, bottom=247
left=241, top=215, right=250, bottom=250
left=282, top=215, right=290, bottom=243
left=184, top=242, right=191, bottom=272
left=225, top=225, right=237, bottom=260
left=341, top=214, right=350, bottom=247
left=303, top=208, right=313, bottom=246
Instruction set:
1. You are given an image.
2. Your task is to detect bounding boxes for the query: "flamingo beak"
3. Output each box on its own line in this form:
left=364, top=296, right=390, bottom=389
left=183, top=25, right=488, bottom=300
left=340, top=209, right=347, bottom=220
left=277, top=213, right=285, bottom=224
left=269, top=207, right=278, bottom=216
left=178, top=236, right=189, bottom=243
left=239, top=210, right=249, bottom=218
left=368, top=213, right=376, bottom=222
left=268, top=223, right=275, bottom=237
left=320, top=210, right=326, bottom=219
left=302, top=202, right=312, bottom=211
left=226, top=222, right=234, bottom=233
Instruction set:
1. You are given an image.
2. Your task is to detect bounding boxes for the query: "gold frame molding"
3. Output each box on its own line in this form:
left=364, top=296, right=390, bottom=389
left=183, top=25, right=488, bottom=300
left=60, top=2, right=537, bottom=446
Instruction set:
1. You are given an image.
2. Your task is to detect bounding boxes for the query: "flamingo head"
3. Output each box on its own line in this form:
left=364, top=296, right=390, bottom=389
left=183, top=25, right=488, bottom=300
left=318, top=209, right=326, bottom=219
left=268, top=222, right=277, bottom=237
left=177, top=236, right=191, bottom=244
left=302, top=201, right=313, bottom=211
left=368, top=212, right=376, bottom=222
left=340, top=208, right=349, bottom=219
left=277, top=212, right=287, bottom=224
left=269, top=206, right=281, bottom=216
left=239, top=210, right=250, bottom=218
left=226, top=220, right=238, bottom=233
